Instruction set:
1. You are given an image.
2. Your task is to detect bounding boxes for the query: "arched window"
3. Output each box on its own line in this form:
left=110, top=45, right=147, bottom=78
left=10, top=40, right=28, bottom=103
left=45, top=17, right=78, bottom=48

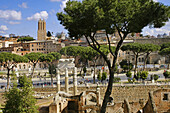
left=19, top=65, right=21, bottom=69
left=142, top=58, right=144, bottom=62
left=23, top=64, right=26, bottom=69
left=139, top=58, right=141, bottom=62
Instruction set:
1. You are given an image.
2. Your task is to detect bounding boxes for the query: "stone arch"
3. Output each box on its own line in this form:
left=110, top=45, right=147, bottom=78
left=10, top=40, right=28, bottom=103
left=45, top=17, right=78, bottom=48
left=84, top=91, right=98, bottom=106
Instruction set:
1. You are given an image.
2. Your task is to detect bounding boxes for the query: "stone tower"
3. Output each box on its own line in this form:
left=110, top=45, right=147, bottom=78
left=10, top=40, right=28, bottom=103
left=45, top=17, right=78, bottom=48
left=37, top=19, right=46, bottom=40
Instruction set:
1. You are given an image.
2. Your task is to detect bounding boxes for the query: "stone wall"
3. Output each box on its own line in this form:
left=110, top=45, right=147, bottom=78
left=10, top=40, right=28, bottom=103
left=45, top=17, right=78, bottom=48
left=153, top=89, right=170, bottom=113
left=34, top=85, right=170, bottom=104
left=134, top=38, right=170, bottom=45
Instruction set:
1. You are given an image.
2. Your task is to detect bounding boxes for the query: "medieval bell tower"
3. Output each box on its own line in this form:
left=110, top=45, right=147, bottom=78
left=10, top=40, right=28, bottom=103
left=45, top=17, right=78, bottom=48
left=37, top=19, right=46, bottom=40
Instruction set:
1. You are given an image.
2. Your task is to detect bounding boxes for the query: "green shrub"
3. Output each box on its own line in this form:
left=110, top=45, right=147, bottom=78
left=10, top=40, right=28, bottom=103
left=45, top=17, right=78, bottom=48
left=83, top=67, right=87, bottom=74
left=140, top=71, right=149, bottom=80
left=163, top=71, right=170, bottom=79
left=113, top=77, right=121, bottom=83
left=153, top=74, right=159, bottom=81
left=97, top=71, right=101, bottom=81
left=132, top=78, right=135, bottom=82
left=128, top=78, right=132, bottom=83
left=126, top=71, right=132, bottom=78
left=136, top=72, right=141, bottom=81
left=102, top=72, right=107, bottom=81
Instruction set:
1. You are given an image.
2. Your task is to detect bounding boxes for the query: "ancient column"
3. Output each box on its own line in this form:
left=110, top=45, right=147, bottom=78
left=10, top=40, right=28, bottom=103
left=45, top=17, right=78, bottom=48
left=96, top=84, right=100, bottom=106
left=56, top=68, right=60, bottom=92
left=73, top=67, right=77, bottom=95
left=65, top=68, right=69, bottom=93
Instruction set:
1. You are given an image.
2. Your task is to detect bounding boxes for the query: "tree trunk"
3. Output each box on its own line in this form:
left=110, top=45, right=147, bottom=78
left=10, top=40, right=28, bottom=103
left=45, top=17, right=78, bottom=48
left=100, top=37, right=124, bottom=113
left=167, top=56, right=170, bottom=69
left=93, top=61, right=96, bottom=84
left=134, top=54, right=138, bottom=77
left=143, top=53, right=149, bottom=71
left=51, top=74, right=53, bottom=87
left=100, top=67, right=114, bottom=113
left=7, top=68, right=10, bottom=90
left=31, top=63, right=36, bottom=78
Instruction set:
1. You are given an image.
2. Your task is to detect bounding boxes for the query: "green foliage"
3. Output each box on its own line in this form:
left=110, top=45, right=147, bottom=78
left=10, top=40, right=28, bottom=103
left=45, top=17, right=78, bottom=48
left=121, top=43, right=146, bottom=53
left=159, top=43, right=170, bottom=57
left=159, top=43, right=170, bottom=68
left=113, top=77, right=121, bottom=83
left=0, top=52, right=28, bottom=63
left=49, top=64, right=56, bottom=75
left=48, top=52, right=61, bottom=61
left=132, top=78, right=135, bottom=82
left=97, top=71, right=101, bottom=81
left=3, top=86, right=21, bottom=113
left=47, top=31, right=52, bottom=37
left=0, top=52, right=28, bottom=89
left=99, top=45, right=115, bottom=56
left=160, top=42, right=170, bottom=51
left=143, top=43, right=160, bottom=53
left=102, top=72, right=107, bottom=81
left=136, top=72, right=141, bottom=81
left=114, top=64, right=118, bottom=72
left=163, top=71, right=170, bottom=79
left=57, top=0, right=169, bottom=38
left=153, top=74, right=159, bottom=81
left=83, top=67, right=87, bottom=74
left=17, top=37, right=35, bottom=42
left=140, top=71, right=149, bottom=80
left=60, top=46, right=83, bottom=57
left=127, top=78, right=135, bottom=83
left=159, top=47, right=170, bottom=56
left=3, top=75, right=38, bottom=113
left=126, top=71, right=132, bottom=78
left=19, top=75, right=32, bottom=87
left=128, top=78, right=132, bottom=83
left=57, top=0, right=169, bottom=112
left=24, top=52, right=43, bottom=63
left=40, top=52, right=61, bottom=63
left=119, top=60, right=133, bottom=72
left=10, top=71, right=17, bottom=80
left=80, top=47, right=99, bottom=62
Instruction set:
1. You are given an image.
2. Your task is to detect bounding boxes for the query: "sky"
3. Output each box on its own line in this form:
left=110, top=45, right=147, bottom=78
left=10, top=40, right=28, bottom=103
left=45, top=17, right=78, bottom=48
left=0, top=0, right=169, bottom=39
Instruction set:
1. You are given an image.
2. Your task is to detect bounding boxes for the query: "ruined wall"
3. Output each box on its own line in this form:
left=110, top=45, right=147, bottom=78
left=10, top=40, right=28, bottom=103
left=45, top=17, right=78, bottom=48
left=153, top=89, right=170, bottom=113
left=143, top=92, right=157, bottom=113
left=34, top=85, right=170, bottom=104
left=123, top=99, right=131, bottom=113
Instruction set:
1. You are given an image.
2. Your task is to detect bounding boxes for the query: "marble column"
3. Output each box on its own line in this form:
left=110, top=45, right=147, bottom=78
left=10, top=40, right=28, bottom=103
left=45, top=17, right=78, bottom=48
left=65, top=68, right=69, bottom=93
left=56, top=68, right=60, bottom=92
left=96, top=85, right=100, bottom=106
left=73, top=67, right=77, bottom=95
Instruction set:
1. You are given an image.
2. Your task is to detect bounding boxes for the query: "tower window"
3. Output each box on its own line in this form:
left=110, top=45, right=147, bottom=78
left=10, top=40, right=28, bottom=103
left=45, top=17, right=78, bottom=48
left=163, top=93, right=168, bottom=101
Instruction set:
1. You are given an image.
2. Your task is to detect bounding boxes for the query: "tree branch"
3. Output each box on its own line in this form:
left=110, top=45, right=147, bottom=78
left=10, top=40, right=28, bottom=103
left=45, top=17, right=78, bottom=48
left=115, top=25, right=123, bottom=40
left=85, top=35, right=110, bottom=67
left=105, top=32, right=115, bottom=57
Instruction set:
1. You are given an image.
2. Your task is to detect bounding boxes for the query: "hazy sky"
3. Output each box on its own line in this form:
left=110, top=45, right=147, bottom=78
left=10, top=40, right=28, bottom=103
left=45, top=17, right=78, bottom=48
left=0, top=0, right=169, bottom=39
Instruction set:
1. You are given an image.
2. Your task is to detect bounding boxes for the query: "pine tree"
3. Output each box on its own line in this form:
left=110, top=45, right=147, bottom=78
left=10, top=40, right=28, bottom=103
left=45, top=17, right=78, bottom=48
left=3, top=75, right=38, bottom=113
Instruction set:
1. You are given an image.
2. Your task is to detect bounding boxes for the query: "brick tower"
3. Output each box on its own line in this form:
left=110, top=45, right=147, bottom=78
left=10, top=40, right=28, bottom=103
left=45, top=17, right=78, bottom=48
left=37, top=19, right=46, bottom=40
